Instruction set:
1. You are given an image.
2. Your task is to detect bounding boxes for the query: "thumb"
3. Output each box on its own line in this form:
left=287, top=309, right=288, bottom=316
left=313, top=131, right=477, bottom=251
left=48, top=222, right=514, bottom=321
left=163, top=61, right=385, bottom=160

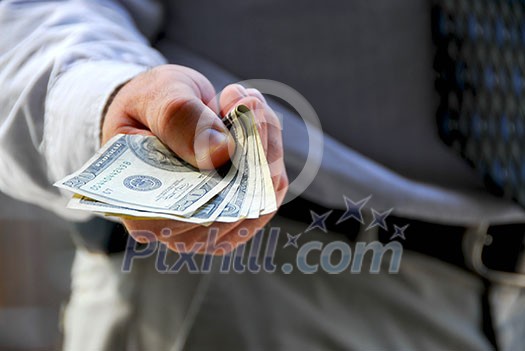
left=104, top=65, right=235, bottom=170
left=152, top=98, right=236, bottom=170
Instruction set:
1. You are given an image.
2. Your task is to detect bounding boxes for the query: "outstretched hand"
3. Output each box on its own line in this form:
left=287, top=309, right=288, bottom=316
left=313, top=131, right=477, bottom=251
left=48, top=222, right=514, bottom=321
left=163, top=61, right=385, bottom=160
left=102, top=65, right=288, bottom=254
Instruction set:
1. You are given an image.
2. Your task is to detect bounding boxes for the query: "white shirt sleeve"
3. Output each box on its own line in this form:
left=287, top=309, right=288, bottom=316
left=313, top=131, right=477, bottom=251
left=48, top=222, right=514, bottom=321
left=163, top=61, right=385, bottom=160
left=0, top=0, right=166, bottom=219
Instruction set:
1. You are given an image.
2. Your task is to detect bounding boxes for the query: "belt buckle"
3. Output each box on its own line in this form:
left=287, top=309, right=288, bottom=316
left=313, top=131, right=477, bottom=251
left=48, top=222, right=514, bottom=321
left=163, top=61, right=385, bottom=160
left=463, top=223, right=525, bottom=287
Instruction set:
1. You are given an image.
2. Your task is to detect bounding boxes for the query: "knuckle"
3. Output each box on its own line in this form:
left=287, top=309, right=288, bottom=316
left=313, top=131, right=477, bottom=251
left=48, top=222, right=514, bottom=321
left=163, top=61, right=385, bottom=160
left=265, top=110, right=282, bottom=129
left=280, top=172, right=289, bottom=190
left=219, top=84, right=245, bottom=112
left=273, top=172, right=289, bottom=193
left=267, top=134, right=282, bottom=152
left=181, top=67, right=216, bottom=99
left=224, top=83, right=246, bottom=95
left=245, top=88, right=266, bottom=102
left=148, top=65, right=174, bottom=85
left=239, top=96, right=264, bottom=111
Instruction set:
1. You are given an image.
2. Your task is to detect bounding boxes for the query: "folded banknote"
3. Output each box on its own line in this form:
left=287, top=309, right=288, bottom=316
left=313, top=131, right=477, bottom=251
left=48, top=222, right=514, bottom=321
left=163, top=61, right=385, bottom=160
left=54, top=105, right=276, bottom=224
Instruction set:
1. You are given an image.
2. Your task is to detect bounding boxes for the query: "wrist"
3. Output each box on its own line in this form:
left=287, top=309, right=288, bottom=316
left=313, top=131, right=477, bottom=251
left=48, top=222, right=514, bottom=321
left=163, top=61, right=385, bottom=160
left=45, top=61, right=151, bottom=181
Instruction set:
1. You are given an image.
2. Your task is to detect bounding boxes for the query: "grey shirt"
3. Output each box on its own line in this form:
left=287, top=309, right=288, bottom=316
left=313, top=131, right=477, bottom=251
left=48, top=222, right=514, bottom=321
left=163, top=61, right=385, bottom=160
left=158, top=0, right=525, bottom=224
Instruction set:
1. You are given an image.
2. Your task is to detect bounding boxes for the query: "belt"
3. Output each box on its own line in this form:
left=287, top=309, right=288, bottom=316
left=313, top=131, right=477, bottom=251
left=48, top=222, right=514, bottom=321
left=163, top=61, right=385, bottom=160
left=73, top=198, right=525, bottom=277
left=72, top=217, right=132, bottom=255
left=278, top=197, right=525, bottom=278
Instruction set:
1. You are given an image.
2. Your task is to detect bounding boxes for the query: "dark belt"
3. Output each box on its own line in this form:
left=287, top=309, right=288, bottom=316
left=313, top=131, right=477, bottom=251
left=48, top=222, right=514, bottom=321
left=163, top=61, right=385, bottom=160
left=278, top=197, right=525, bottom=275
left=72, top=217, right=132, bottom=255
left=72, top=197, right=525, bottom=274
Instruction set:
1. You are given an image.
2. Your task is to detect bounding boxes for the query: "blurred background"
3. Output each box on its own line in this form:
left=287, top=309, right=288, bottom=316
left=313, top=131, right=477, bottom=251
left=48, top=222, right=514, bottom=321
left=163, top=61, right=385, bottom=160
left=0, top=193, right=75, bottom=351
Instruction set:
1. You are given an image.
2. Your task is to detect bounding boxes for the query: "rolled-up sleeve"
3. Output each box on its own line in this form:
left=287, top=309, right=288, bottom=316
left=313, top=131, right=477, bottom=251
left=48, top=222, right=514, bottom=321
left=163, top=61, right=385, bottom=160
left=0, top=0, right=166, bottom=219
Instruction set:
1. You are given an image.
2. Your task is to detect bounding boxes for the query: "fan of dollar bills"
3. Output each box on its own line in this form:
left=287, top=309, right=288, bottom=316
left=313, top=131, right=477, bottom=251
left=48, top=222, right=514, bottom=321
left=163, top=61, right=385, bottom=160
left=54, top=105, right=277, bottom=224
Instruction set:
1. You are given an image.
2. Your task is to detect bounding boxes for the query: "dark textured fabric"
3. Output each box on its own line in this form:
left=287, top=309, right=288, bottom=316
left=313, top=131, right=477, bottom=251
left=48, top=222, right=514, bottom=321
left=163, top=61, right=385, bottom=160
left=162, top=0, right=481, bottom=189
left=432, top=0, right=525, bottom=207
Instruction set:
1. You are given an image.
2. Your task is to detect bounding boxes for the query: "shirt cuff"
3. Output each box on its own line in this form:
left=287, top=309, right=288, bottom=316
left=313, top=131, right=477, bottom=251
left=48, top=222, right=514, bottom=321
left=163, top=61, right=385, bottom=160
left=44, top=60, right=150, bottom=182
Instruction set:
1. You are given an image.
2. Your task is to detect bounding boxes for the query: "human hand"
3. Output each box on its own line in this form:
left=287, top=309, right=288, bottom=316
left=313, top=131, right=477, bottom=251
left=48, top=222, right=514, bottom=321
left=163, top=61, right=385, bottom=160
left=102, top=65, right=288, bottom=254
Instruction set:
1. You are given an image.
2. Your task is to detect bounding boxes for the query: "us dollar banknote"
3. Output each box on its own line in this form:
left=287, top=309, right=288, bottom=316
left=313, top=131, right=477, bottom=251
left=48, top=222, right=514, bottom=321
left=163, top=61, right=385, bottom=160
left=55, top=105, right=277, bottom=223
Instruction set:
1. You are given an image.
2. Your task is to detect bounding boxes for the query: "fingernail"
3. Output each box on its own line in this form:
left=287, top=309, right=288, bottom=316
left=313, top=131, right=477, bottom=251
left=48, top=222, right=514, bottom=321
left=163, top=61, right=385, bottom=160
left=195, top=128, right=229, bottom=161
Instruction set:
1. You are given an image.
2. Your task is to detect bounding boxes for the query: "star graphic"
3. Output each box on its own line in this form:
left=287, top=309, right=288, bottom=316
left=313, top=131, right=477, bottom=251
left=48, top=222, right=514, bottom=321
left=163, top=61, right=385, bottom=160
left=336, top=195, right=372, bottom=225
left=366, top=208, right=393, bottom=231
left=390, top=224, right=409, bottom=240
left=283, top=233, right=301, bottom=249
left=305, top=210, right=332, bottom=233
